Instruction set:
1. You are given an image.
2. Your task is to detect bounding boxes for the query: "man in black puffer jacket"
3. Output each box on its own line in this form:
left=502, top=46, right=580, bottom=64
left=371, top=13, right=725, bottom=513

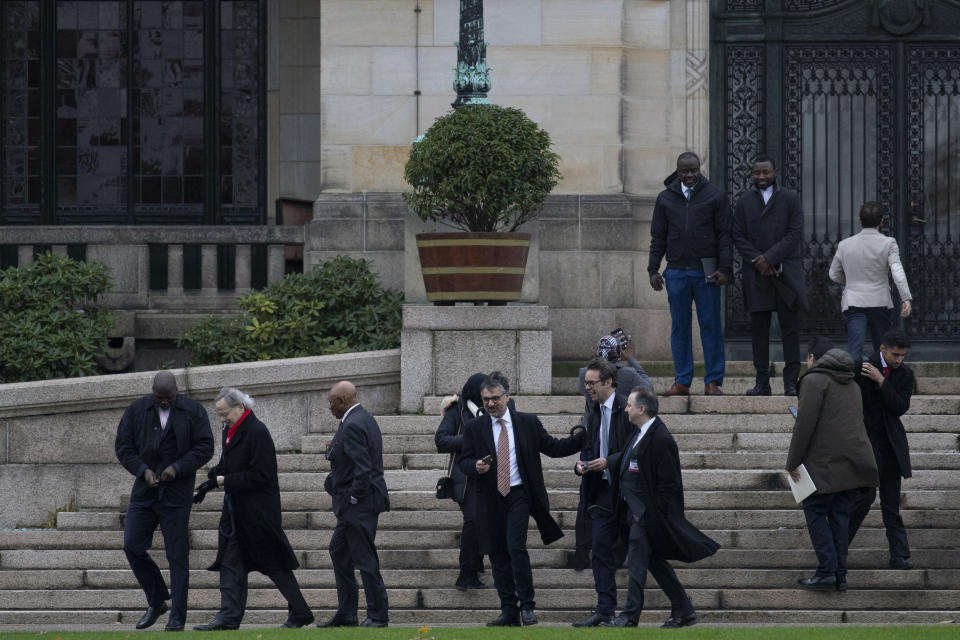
left=648, top=152, right=732, bottom=397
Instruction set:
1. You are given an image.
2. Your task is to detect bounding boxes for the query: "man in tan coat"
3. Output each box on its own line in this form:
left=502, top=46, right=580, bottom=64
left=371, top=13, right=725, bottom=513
left=786, top=338, right=879, bottom=591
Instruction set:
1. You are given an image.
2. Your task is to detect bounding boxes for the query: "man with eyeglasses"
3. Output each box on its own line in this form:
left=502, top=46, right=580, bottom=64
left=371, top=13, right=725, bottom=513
left=459, top=371, right=585, bottom=627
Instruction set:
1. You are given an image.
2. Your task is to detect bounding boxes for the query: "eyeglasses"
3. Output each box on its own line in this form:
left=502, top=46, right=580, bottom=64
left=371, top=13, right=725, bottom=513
left=482, top=394, right=505, bottom=403
left=583, top=378, right=606, bottom=387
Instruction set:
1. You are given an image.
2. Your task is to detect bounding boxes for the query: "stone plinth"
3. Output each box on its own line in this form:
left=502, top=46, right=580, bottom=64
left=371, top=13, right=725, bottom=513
left=400, top=305, right=552, bottom=412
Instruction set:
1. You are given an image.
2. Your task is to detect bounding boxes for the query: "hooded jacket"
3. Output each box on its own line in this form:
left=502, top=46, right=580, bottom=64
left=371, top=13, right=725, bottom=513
left=648, top=172, right=733, bottom=276
left=786, top=348, right=879, bottom=494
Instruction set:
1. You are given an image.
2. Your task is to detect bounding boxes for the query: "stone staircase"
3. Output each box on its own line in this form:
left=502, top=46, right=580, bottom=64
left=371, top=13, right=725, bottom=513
left=1, top=366, right=958, bottom=629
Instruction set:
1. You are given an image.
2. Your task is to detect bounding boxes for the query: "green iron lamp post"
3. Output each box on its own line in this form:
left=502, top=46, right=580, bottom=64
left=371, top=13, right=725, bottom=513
left=452, top=0, right=490, bottom=108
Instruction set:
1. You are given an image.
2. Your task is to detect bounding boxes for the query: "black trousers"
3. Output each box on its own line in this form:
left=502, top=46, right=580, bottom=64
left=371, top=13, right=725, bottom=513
left=588, top=483, right=619, bottom=616
left=488, top=485, right=535, bottom=614
left=456, top=489, right=483, bottom=582
left=750, top=301, right=802, bottom=385
left=619, top=517, right=692, bottom=622
left=848, top=438, right=910, bottom=559
left=801, top=488, right=856, bottom=577
left=329, top=503, right=389, bottom=622
left=215, top=534, right=312, bottom=626
left=123, top=499, right=191, bottom=622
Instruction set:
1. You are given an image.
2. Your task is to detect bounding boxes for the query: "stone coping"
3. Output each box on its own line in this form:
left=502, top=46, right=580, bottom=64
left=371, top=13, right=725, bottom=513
left=402, top=304, right=550, bottom=330
left=0, top=225, right=305, bottom=244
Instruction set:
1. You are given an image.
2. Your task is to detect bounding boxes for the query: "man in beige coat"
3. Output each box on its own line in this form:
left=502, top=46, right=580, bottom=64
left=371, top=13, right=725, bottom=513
left=828, top=201, right=913, bottom=359
left=786, top=338, right=879, bottom=591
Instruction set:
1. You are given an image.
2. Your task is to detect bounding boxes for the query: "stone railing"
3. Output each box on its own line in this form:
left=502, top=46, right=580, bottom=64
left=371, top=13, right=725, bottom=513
left=0, top=349, right=400, bottom=528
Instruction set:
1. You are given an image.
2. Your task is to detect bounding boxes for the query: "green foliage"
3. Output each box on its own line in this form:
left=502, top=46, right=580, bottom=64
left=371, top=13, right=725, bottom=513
left=403, top=104, right=561, bottom=232
left=0, top=253, right=113, bottom=383
left=178, top=256, right=403, bottom=365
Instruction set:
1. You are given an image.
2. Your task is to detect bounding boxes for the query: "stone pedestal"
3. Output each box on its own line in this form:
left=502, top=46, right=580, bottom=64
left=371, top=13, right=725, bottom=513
left=400, top=305, right=552, bottom=412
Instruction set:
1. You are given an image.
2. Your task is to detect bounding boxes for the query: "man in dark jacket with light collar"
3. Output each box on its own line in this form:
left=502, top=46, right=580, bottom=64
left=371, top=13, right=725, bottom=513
left=115, top=371, right=214, bottom=631
left=648, top=151, right=732, bottom=397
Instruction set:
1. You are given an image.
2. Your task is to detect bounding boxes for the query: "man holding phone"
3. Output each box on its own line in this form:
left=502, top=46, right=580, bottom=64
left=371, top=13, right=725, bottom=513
left=459, top=372, right=585, bottom=627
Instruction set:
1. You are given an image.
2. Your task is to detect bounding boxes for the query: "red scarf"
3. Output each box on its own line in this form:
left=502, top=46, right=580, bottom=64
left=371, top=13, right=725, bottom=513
left=226, top=410, right=250, bottom=445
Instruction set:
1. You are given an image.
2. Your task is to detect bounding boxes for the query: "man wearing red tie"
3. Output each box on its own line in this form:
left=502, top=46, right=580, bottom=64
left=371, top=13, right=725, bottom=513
left=848, top=329, right=916, bottom=569
left=459, top=372, right=584, bottom=627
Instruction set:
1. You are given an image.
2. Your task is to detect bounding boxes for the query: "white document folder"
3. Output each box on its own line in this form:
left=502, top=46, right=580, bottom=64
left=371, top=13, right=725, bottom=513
left=788, top=464, right=817, bottom=504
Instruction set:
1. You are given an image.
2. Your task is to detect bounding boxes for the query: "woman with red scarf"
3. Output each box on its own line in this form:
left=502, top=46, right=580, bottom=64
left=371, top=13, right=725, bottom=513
left=192, top=387, right=314, bottom=630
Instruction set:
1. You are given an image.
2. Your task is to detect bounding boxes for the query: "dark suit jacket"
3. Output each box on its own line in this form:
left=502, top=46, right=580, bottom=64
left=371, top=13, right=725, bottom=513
left=324, top=404, right=390, bottom=518
left=458, top=409, right=583, bottom=547
left=435, top=402, right=471, bottom=503
left=578, top=392, right=633, bottom=508
left=115, top=393, right=214, bottom=504
left=207, top=412, right=299, bottom=574
left=732, top=184, right=807, bottom=312
left=613, top=417, right=719, bottom=563
left=858, top=352, right=915, bottom=478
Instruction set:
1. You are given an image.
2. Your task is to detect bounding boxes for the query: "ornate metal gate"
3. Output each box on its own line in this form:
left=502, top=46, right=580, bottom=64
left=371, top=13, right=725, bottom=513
left=713, top=0, right=960, bottom=343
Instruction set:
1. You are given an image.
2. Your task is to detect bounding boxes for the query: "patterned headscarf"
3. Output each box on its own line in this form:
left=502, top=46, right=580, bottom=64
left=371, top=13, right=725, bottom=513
left=595, top=335, right=622, bottom=362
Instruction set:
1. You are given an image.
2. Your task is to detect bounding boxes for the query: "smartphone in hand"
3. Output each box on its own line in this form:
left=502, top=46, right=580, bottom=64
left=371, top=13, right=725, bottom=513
left=481, top=455, right=494, bottom=465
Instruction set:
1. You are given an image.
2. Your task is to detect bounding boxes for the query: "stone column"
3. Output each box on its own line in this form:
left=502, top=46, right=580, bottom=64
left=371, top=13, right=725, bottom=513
left=167, top=245, right=184, bottom=295
left=201, top=244, right=218, bottom=294
left=685, top=0, right=710, bottom=165
left=235, top=244, right=252, bottom=293
left=400, top=304, right=552, bottom=412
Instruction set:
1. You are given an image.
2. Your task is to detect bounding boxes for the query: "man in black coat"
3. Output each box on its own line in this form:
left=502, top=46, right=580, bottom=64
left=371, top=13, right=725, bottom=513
left=733, top=156, right=807, bottom=396
left=318, top=380, right=390, bottom=628
left=848, top=329, right=916, bottom=569
left=648, top=151, right=732, bottom=397
left=459, top=371, right=584, bottom=627
left=602, top=387, right=719, bottom=628
left=114, top=371, right=214, bottom=631
left=571, top=358, right=634, bottom=627
left=192, top=387, right=314, bottom=630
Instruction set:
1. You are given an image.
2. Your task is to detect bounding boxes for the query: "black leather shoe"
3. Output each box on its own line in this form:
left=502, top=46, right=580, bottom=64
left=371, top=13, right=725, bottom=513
left=360, top=617, right=388, bottom=628
left=798, top=575, right=837, bottom=590
left=600, top=614, right=637, bottom=627
left=281, top=615, right=315, bottom=628
left=573, top=548, right=590, bottom=571
left=572, top=611, right=613, bottom=627
left=889, top=556, right=913, bottom=570
left=164, top=618, right=185, bottom=632
left=456, top=575, right=486, bottom=591
left=193, top=620, right=238, bottom=631
left=135, top=602, right=169, bottom=630
left=745, top=382, right=772, bottom=396
left=520, top=608, right=538, bottom=626
left=783, top=383, right=798, bottom=397
left=662, top=612, right=698, bottom=628
left=836, top=573, right=848, bottom=592
left=316, top=615, right=358, bottom=628
left=487, top=612, right=521, bottom=627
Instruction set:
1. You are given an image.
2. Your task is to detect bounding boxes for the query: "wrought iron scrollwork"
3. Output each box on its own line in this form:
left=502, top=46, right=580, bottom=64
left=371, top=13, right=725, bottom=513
left=726, top=0, right=764, bottom=11
left=784, top=0, right=847, bottom=10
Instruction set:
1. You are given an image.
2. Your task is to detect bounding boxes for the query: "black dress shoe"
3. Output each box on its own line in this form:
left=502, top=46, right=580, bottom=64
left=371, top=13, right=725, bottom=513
left=520, top=608, right=538, bottom=626
left=164, top=618, right=185, bottom=632
left=889, top=556, right=913, bottom=570
left=836, top=573, right=848, bottom=592
left=662, top=612, right=698, bottom=628
left=281, top=615, right=315, bottom=628
left=573, top=548, right=590, bottom=571
left=487, top=612, right=521, bottom=626
left=316, top=615, right=358, bottom=627
left=600, top=614, right=637, bottom=627
left=745, top=382, right=772, bottom=396
left=456, top=575, right=486, bottom=591
left=784, top=383, right=798, bottom=396
left=572, top=611, right=613, bottom=627
left=135, top=602, right=169, bottom=630
left=360, top=617, right=388, bottom=628
left=798, top=575, right=837, bottom=590
left=193, top=620, right=238, bottom=631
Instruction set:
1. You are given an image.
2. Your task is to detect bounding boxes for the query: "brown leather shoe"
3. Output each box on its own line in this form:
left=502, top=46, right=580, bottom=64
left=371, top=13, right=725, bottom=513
left=664, top=382, right=690, bottom=396
left=704, top=382, right=723, bottom=396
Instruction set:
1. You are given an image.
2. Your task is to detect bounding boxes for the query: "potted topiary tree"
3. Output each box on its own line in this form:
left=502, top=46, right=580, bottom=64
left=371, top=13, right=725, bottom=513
left=403, top=104, right=561, bottom=304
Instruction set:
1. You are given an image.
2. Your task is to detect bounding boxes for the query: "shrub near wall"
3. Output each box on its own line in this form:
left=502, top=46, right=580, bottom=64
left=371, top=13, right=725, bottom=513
left=178, top=256, right=403, bottom=365
left=0, top=253, right=113, bottom=383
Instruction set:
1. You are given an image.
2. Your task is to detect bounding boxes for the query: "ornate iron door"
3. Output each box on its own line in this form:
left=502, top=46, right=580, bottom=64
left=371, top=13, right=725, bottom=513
left=714, top=0, right=960, bottom=344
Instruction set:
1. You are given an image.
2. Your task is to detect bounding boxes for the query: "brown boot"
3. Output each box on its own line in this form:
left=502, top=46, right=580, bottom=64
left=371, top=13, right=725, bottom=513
left=704, top=381, right=723, bottom=396
left=664, top=382, right=690, bottom=396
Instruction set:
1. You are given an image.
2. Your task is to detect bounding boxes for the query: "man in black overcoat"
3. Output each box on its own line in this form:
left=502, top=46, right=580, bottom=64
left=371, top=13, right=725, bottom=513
left=458, top=371, right=584, bottom=627
left=602, top=387, right=719, bottom=628
left=318, top=380, right=390, bottom=628
left=192, top=387, right=314, bottom=630
left=115, top=371, right=214, bottom=631
left=571, top=358, right=634, bottom=627
left=732, top=156, right=807, bottom=396
left=848, top=329, right=916, bottom=569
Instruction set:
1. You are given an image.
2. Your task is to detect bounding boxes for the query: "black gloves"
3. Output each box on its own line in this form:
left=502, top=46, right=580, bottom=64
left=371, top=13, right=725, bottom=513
left=193, top=478, right=218, bottom=504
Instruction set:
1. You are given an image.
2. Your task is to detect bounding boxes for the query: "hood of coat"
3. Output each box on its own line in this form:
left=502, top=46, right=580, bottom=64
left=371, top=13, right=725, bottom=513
left=808, top=348, right=856, bottom=384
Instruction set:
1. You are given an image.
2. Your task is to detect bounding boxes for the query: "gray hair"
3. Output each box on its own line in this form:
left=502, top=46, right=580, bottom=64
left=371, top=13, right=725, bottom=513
left=216, top=387, right=255, bottom=410
left=630, top=386, right=659, bottom=417
left=481, top=371, right=510, bottom=394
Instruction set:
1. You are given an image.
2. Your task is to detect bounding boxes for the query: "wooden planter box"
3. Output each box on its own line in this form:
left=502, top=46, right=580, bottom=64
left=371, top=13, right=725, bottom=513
left=415, top=232, right=531, bottom=303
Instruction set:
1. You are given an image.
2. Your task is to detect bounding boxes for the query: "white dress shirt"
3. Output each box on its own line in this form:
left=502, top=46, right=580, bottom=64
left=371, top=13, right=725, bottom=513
left=492, top=410, right=522, bottom=487
left=761, top=185, right=774, bottom=205
left=627, top=416, right=657, bottom=454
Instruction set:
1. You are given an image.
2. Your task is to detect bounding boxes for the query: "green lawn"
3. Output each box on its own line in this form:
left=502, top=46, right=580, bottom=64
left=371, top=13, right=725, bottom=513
left=1, top=626, right=958, bottom=639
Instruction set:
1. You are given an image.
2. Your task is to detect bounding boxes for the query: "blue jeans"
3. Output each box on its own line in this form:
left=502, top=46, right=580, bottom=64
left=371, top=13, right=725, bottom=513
left=844, top=306, right=893, bottom=360
left=664, top=268, right=725, bottom=386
